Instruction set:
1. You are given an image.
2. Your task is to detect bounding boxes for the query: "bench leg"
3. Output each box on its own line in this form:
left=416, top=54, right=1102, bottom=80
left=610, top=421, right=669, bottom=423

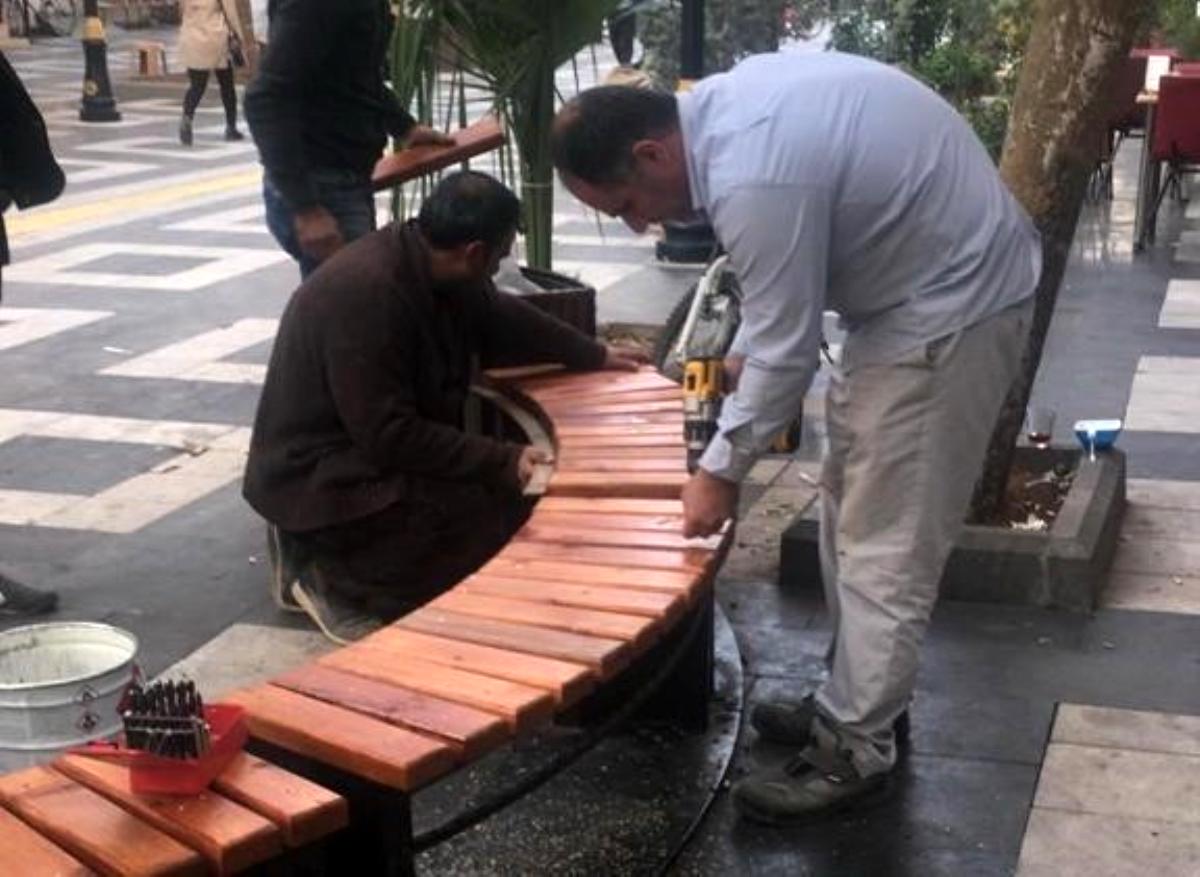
left=639, top=587, right=714, bottom=732
left=246, top=739, right=415, bottom=877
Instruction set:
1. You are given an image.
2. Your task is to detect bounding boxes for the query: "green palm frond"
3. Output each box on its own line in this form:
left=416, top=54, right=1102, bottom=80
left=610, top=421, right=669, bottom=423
left=391, top=0, right=621, bottom=270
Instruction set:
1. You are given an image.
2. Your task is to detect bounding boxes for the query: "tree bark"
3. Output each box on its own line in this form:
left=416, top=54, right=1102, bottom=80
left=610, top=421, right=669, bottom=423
left=971, top=0, right=1152, bottom=522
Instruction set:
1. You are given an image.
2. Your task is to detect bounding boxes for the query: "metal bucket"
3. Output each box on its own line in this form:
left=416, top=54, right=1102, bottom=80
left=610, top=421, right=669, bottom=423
left=0, top=622, right=138, bottom=770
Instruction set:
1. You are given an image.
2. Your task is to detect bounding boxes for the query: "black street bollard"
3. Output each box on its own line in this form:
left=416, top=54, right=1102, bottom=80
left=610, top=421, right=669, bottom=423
left=79, top=0, right=120, bottom=122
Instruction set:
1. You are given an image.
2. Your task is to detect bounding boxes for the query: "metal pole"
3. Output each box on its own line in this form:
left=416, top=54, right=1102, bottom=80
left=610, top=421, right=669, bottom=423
left=656, top=0, right=715, bottom=264
left=79, top=0, right=120, bottom=122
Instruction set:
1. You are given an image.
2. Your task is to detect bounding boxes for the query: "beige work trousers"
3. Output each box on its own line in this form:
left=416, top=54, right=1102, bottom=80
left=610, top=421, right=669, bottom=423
left=814, top=298, right=1033, bottom=776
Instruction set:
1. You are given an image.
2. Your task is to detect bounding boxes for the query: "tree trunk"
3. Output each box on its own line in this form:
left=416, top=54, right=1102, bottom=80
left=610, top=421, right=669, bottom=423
left=970, top=0, right=1152, bottom=522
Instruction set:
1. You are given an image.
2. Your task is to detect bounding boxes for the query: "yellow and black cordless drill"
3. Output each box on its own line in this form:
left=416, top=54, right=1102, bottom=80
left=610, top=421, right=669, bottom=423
left=683, top=358, right=724, bottom=473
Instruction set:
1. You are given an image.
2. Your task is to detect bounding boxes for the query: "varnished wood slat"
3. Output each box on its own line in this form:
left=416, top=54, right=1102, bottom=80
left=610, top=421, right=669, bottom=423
left=530, top=511, right=685, bottom=532
left=515, top=368, right=669, bottom=395
left=481, top=556, right=699, bottom=598
left=54, top=755, right=281, bottom=876
left=542, top=399, right=681, bottom=417
left=397, top=608, right=631, bottom=679
left=460, top=573, right=686, bottom=623
left=556, top=434, right=685, bottom=449
left=225, top=686, right=455, bottom=792
left=318, top=647, right=555, bottom=732
left=209, top=753, right=348, bottom=849
left=0, top=806, right=94, bottom=876
left=500, top=542, right=710, bottom=576
left=515, top=523, right=722, bottom=552
left=554, top=456, right=686, bottom=473
left=483, top=364, right=564, bottom=382
left=535, top=388, right=681, bottom=407
left=553, top=422, right=681, bottom=437
left=0, top=766, right=206, bottom=877
left=547, top=471, right=688, bottom=499
left=550, top=412, right=682, bottom=426
left=355, top=628, right=595, bottom=707
left=371, top=115, right=504, bottom=188
left=272, top=664, right=509, bottom=760
left=431, top=591, right=658, bottom=649
left=535, top=496, right=684, bottom=516
left=556, top=447, right=685, bottom=462
left=525, top=377, right=678, bottom=402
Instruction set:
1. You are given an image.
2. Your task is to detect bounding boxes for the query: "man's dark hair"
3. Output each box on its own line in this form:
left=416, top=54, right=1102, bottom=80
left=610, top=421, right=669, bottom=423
left=417, top=171, right=521, bottom=250
left=552, top=86, right=679, bottom=184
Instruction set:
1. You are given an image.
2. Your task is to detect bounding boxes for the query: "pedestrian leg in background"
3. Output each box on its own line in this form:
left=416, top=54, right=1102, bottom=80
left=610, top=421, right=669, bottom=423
left=180, top=68, right=210, bottom=146
left=213, top=64, right=243, bottom=141
left=734, top=299, right=1032, bottom=824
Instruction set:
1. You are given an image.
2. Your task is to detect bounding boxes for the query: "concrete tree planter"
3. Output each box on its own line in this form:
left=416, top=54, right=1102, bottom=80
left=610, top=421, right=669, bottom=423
left=778, top=446, right=1126, bottom=613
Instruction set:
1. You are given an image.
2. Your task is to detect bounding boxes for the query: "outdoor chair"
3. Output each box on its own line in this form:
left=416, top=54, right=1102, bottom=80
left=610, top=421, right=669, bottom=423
left=1146, top=73, right=1200, bottom=228
left=1090, top=56, right=1147, bottom=200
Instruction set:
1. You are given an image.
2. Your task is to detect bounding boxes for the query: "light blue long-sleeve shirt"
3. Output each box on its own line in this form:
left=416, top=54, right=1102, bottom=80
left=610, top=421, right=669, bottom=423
left=680, top=51, right=1042, bottom=482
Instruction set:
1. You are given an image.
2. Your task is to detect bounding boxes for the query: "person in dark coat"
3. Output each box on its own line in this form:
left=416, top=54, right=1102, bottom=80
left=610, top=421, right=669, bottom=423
left=0, top=51, right=63, bottom=617
left=244, top=171, right=643, bottom=643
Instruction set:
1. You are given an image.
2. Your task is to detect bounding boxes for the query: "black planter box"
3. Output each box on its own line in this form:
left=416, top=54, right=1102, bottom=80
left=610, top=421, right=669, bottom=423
left=517, top=267, right=597, bottom=337
left=778, top=446, right=1127, bottom=613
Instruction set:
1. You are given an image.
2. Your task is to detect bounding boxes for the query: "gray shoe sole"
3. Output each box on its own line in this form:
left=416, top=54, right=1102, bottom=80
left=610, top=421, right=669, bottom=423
left=734, top=773, right=892, bottom=826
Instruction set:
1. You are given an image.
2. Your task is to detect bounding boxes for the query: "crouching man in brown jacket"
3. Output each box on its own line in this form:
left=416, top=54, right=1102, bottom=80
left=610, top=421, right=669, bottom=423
left=244, top=171, right=642, bottom=643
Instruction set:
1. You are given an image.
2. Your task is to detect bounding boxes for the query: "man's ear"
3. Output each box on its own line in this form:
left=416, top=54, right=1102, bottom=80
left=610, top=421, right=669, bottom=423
left=462, top=240, right=489, bottom=271
left=630, top=138, right=667, bottom=167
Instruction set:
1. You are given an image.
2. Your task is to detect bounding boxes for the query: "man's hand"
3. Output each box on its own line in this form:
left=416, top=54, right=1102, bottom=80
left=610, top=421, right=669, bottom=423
left=723, top=354, right=745, bottom=392
left=293, top=205, right=344, bottom=264
left=681, top=468, right=738, bottom=538
left=517, top=445, right=553, bottom=488
left=403, top=125, right=455, bottom=148
left=602, top=344, right=650, bottom=372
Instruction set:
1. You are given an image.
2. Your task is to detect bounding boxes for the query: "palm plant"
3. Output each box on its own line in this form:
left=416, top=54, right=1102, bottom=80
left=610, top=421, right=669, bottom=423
left=391, top=0, right=620, bottom=271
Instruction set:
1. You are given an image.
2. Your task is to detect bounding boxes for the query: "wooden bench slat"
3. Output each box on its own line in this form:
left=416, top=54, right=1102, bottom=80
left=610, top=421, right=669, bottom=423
left=225, top=686, right=455, bottom=792
left=553, top=422, right=681, bottom=437
left=209, top=753, right=348, bottom=849
left=460, top=573, right=686, bottom=622
left=272, top=664, right=509, bottom=760
left=481, top=556, right=698, bottom=598
left=0, top=766, right=206, bottom=877
left=542, top=399, right=681, bottom=417
left=431, top=591, right=659, bottom=649
left=397, top=608, right=632, bottom=679
left=554, top=456, right=686, bottom=473
left=547, top=471, right=688, bottom=499
left=499, top=541, right=710, bottom=573
left=515, top=369, right=670, bottom=395
left=318, top=647, right=555, bottom=732
left=530, top=511, right=685, bottom=532
left=0, top=805, right=95, bottom=876
left=556, top=433, right=686, bottom=448
left=524, top=377, right=677, bottom=401
left=536, top=387, right=681, bottom=406
left=515, top=523, right=721, bottom=552
left=549, top=412, right=682, bottom=426
left=55, top=754, right=281, bottom=876
left=355, top=628, right=595, bottom=707
left=556, top=448, right=685, bottom=463
left=535, top=497, right=684, bottom=516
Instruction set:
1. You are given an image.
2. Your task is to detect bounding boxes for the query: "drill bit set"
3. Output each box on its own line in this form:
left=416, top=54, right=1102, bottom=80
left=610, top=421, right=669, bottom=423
left=71, top=677, right=249, bottom=795
left=121, top=679, right=211, bottom=760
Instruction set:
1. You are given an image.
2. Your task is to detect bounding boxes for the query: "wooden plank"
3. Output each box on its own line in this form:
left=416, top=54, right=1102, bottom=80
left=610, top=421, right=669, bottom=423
left=483, top=364, right=564, bottom=382
left=516, top=369, right=669, bottom=395
left=396, top=608, right=632, bottom=680
left=548, top=471, right=688, bottom=499
left=54, top=755, right=281, bottom=876
left=481, top=556, right=699, bottom=598
left=525, top=375, right=677, bottom=399
left=530, top=511, right=685, bottom=532
left=499, top=541, right=710, bottom=573
left=515, top=523, right=722, bottom=552
left=0, top=806, right=94, bottom=876
left=532, top=386, right=680, bottom=405
left=430, top=591, right=658, bottom=649
left=556, top=434, right=686, bottom=448
left=542, top=399, right=681, bottom=417
left=354, top=628, right=595, bottom=707
left=550, top=412, right=682, bottom=426
left=0, top=766, right=206, bottom=877
left=318, top=647, right=555, bottom=732
left=272, top=664, right=509, bottom=760
left=535, top=496, right=684, bottom=516
left=554, top=422, right=681, bottom=437
left=224, top=686, right=455, bottom=792
left=371, top=115, right=504, bottom=189
left=460, top=574, right=686, bottom=623
left=209, top=753, right=348, bottom=849
left=554, top=456, right=686, bottom=473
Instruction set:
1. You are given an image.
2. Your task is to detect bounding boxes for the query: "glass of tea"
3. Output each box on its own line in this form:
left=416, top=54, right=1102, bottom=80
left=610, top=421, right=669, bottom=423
left=1025, top=406, right=1055, bottom=449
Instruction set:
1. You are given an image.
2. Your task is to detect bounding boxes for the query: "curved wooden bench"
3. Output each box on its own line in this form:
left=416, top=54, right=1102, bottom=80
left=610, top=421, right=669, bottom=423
left=223, top=366, right=731, bottom=875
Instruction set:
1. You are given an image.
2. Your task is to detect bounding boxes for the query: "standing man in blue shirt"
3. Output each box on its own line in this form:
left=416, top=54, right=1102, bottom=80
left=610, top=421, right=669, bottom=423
left=245, top=0, right=450, bottom=278
left=552, top=51, right=1040, bottom=822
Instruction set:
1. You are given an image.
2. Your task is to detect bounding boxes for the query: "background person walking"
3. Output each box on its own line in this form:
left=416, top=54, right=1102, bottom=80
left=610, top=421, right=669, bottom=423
left=177, top=0, right=245, bottom=146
